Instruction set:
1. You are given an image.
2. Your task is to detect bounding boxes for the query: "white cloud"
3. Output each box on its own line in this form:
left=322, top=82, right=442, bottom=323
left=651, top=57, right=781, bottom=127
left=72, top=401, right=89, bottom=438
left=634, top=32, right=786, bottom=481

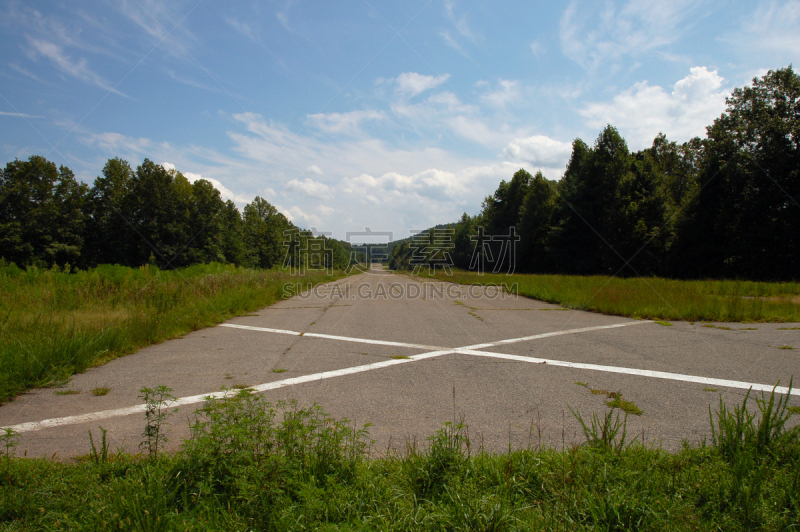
left=162, top=162, right=251, bottom=204
left=84, top=132, right=151, bottom=153
left=395, top=72, right=450, bottom=97
left=307, top=109, right=385, bottom=135
left=504, top=135, right=574, bottom=171
left=285, top=177, right=331, bottom=199
left=580, top=67, right=729, bottom=148
left=282, top=205, right=323, bottom=228
left=307, top=164, right=323, bottom=175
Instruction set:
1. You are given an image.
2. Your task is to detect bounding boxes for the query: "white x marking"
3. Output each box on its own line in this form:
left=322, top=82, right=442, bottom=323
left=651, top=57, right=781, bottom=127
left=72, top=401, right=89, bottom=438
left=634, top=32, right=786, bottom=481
left=3, top=320, right=792, bottom=434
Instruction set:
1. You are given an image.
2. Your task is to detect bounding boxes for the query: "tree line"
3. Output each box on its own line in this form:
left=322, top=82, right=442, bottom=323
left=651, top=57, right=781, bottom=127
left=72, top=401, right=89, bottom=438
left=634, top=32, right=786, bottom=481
left=391, top=66, right=800, bottom=281
left=0, top=157, right=357, bottom=271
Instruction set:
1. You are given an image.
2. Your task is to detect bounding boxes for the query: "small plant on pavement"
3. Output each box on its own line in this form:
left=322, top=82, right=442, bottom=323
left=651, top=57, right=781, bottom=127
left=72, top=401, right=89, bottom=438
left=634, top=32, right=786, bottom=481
left=138, top=385, right=176, bottom=458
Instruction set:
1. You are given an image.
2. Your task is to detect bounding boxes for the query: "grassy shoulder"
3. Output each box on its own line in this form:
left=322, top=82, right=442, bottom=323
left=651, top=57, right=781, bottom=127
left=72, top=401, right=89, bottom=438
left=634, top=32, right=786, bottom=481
left=418, top=270, right=800, bottom=323
left=1, top=389, right=798, bottom=531
left=0, top=262, right=347, bottom=403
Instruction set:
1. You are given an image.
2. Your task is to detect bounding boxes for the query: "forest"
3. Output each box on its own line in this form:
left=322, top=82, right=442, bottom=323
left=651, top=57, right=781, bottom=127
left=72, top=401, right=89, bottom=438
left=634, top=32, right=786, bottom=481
left=390, top=66, right=800, bottom=282
left=0, top=157, right=359, bottom=272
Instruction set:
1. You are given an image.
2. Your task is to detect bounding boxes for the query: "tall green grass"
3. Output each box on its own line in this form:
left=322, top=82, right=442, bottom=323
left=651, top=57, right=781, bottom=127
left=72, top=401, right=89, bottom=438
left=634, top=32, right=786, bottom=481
left=0, top=262, right=344, bottom=403
left=1, top=389, right=798, bottom=530
left=425, top=271, right=800, bottom=322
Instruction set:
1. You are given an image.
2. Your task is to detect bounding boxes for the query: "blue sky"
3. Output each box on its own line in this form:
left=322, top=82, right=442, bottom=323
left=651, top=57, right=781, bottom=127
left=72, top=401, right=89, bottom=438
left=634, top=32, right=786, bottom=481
left=1, top=0, right=798, bottom=242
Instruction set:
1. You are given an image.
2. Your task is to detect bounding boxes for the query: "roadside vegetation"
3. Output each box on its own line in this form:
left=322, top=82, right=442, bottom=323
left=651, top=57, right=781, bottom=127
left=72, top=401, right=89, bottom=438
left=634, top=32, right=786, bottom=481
left=0, top=262, right=344, bottom=403
left=1, top=386, right=798, bottom=530
left=422, top=270, right=800, bottom=322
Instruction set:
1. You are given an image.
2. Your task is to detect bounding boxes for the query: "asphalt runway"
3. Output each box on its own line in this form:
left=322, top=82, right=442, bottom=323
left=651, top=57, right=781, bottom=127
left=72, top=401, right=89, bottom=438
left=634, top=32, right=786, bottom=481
left=2, top=264, right=799, bottom=459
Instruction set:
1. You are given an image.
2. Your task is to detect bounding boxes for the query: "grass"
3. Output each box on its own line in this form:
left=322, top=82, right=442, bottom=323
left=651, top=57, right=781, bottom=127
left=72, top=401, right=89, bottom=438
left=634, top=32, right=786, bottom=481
left=0, top=262, right=346, bottom=403
left=90, top=387, right=110, bottom=396
left=421, top=270, right=800, bottom=322
left=779, top=345, right=796, bottom=350
left=52, top=389, right=79, bottom=396
left=1, top=388, right=799, bottom=530
left=271, top=368, right=287, bottom=373
left=390, top=355, right=410, bottom=360
left=654, top=320, right=673, bottom=326
left=703, top=387, right=719, bottom=392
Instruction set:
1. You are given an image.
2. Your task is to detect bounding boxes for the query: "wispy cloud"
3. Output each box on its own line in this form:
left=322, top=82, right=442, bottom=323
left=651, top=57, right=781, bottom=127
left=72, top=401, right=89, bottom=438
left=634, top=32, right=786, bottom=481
left=226, top=17, right=260, bottom=44
left=0, top=111, right=44, bottom=119
left=440, top=30, right=470, bottom=58
left=116, top=0, right=196, bottom=56
left=306, top=110, right=385, bottom=135
left=559, top=0, right=703, bottom=69
left=734, top=1, right=800, bottom=59
left=26, top=38, right=128, bottom=97
left=7, top=62, right=44, bottom=83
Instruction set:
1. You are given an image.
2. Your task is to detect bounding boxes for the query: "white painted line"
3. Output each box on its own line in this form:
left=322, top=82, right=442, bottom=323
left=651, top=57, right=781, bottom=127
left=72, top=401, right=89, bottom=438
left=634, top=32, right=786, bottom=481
left=457, top=349, right=792, bottom=395
left=220, top=323, right=442, bottom=351
left=3, top=350, right=456, bottom=434
left=7, top=319, right=789, bottom=435
left=462, top=320, right=653, bottom=350
left=220, top=323, right=303, bottom=336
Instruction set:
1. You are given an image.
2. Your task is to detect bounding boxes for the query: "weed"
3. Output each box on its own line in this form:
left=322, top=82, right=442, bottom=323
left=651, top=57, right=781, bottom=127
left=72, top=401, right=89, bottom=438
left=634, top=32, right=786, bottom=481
left=575, top=381, right=588, bottom=387
left=778, top=345, right=795, bottom=350
left=788, top=406, right=800, bottom=416
left=53, top=389, right=80, bottom=396
left=1, top=428, right=18, bottom=481
left=739, top=327, right=758, bottom=330
left=778, top=327, right=800, bottom=330
left=703, top=387, right=718, bottom=392
left=224, top=374, right=233, bottom=380
left=605, top=396, right=643, bottom=416
left=655, top=320, right=673, bottom=326
left=232, top=383, right=251, bottom=389
left=88, top=426, right=109, bottom=466
left=586, top=387, right=642, bottom=415
left=390, top=355, right=410, bottom=360
left=138, top=385, right=176, bottom=458
left=271, top=369, right=286, bottom=373
left=91, top=387, right=110, bottom=396
left=570, top=407, right=633, bottom=452
left=703, top=324, right=733, bottom=330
